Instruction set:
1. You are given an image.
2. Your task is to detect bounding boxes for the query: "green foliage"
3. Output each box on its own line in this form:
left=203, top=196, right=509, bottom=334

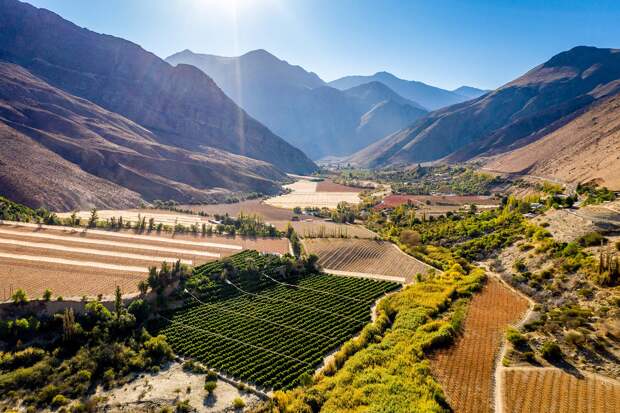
left=232, top=397, right=245, bottom=409
left=540, top=341, right=562, bottom=361
left=11, top=289, right=28, bottom=305
left=163, top=251, right=398, bottom=390
left=204, top=380, right=217, bottom=394
left=577, top=183, right=616, bottom=205
left=578, top=232, right=606, bottom=247
left=270, top=266, right=485, bottom=412
left=0, top=196, right=60, bottom=224
left=506, top=327, right=527, bottom=347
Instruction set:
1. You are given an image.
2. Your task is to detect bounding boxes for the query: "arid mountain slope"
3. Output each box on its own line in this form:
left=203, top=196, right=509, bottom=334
left=0, top=0, right=315, bottom=174
left=483, top=93, right=620, bottom=190
left=166, top=50, right=426, bottom=159
left=0, top=62, right=286, bottom=210
left=349, top=46, right=620, bottom=168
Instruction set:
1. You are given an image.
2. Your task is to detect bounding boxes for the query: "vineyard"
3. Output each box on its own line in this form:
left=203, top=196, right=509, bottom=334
left=0, top=222, right=285, bottom=300
left=302, top=238, right=433, bottom=282
left=283, top=220, right=377, bottom=239
left=428, top=277, right=529, bottom=413
left=161, top=250, right=399, bottom=390
left=502, top=368, right=620, bottom=413
left=265, top=179, right=361, bottom=209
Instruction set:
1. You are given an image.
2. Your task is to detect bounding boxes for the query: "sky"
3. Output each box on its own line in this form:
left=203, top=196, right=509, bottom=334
left=25, top=0, right=620, bottom=90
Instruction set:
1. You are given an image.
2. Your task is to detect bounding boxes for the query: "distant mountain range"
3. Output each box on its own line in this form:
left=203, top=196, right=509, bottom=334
left=0, top=0, right=316, bottom=210
left=166, top=50, right=428, bottom=159
left=329, top=72, right=488, bottom=110
left=348, top=46, right=620, bottom=189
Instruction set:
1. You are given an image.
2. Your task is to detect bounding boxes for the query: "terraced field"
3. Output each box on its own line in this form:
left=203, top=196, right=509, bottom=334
left=265, top=179, right=361, bottom=209
left=502, top=368, right=620, bottom=413
left=428, top=277, right=529, bottom=413
left=176, top=199, right=294, bottom=221
left=0, top=222, right=287, bottom=300
left=302, top=238, right=433, bottom=282
left=161, top=251, right=399, bottom=390
left=274, top=220, right=377, bottom=239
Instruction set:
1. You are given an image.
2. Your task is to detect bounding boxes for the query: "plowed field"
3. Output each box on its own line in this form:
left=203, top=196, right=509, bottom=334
left=428, top=277, right=529, bottom=413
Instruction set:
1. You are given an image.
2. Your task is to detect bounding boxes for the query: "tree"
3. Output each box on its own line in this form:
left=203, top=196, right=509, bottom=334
left=62, top=308, right=76, bottom=342
left=87, top=208, right=98, bottom=228
left=115, top=286, right=123, bottom=320
left=138, top=280, right=149, bottom=295
left=12, top=289, right=28, bottom=305
left=42, top=289, right=52, bottom=301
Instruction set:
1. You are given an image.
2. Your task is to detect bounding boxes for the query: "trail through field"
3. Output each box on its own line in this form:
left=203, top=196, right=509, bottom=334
left=0, top=237, right=193, bottom=264
left=428, top=277, right=529, bottom=413
left=502, top=367, right=620, bottom=413
left=0, top=228, right=220, bottom=258
left=0, top=252, right=148, bottom=272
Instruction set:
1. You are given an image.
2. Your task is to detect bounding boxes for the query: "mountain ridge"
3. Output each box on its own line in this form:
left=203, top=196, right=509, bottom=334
left=348, top=46, right=620, bottom=171
left=167, top=49, right=427, bottom=159
left=0, top=0, right=316, bottom=174
left=328, top=71, right=485, bottom=110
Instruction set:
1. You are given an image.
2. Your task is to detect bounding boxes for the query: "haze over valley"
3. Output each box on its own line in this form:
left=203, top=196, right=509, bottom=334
left=0, top=1, right=619, bottom=413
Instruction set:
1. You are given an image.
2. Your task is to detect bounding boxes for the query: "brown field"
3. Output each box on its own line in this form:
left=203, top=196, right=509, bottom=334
left=175, top=199, right=294, bottom=222
left=273, top=220, right=378, bottom=239
left=0, top=222, right=288, bottom=300
left=315, top=179, right=361, bottom=192
left=502, top=368, right=620, bottom=413
left=302, top=238, right=432, bottom=282
left=428, top=277, right=529, bottom=413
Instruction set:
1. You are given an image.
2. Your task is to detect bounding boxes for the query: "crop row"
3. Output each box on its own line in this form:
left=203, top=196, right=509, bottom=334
left=161, top=261, right=399, bottom=389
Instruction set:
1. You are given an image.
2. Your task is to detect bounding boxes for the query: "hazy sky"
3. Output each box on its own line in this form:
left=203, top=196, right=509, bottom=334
left=25, top=0, right=620, bottom=90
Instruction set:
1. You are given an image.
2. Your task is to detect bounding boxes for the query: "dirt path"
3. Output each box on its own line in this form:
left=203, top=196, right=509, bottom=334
left=486, top=267, right=535, bottom=413
left=428, top=275, right=529, bottom=413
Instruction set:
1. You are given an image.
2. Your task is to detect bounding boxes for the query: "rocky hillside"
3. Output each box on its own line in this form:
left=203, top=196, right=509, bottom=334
left=0, top=62, right=287, bottom=210
left=167, top=50, right=426, bottom=159
left=483, top=92, right=620, bottom=190
left=329, top=71, right=484, bottom=110
left=0, top=0, right=316, bottom=174
left=349, top=46, right=620, bottom=169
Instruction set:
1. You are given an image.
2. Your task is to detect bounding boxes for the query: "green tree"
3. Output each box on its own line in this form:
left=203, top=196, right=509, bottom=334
left=115, top=286, right=123, bottom=319
left=12, top=289, right=28, bottom=305
left=42, top=289, right=52, bottom=302
left=87, top=208, right=98, bottom=228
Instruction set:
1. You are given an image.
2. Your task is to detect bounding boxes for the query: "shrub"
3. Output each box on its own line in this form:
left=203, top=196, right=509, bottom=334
left=578, top=232, right=606, bottom=247
left=204, top=381, right=217, bottom=394
left=232, top=397, right=245, bottom=409
left=11, top=289, right=28, bottom=305
left=51, top=394, right=69, bottom=408
left=540, top=341, right=562, bottom=361
left=42, top=289, right=52, bottom=301
left=506, top=327, right=527, bottom=347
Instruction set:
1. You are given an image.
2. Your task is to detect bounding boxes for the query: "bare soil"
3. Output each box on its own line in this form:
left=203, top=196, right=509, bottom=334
left=96, top=362, right=261, bottom=413
left=428, top=277, right=529, bottom=413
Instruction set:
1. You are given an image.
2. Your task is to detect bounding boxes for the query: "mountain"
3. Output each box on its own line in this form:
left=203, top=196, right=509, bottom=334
left=0, top=0, right=316, bottom=175
left=328, top=72, right=473, bottom=110
left=483, top=93, right=620, bottom=190
left=0, top=62, right=287, bottom=210
left=452, top=86, right=489, bottom=99
left=166, top=50, right=426, bottom=159
left=349, top=46, right=620, bottom=170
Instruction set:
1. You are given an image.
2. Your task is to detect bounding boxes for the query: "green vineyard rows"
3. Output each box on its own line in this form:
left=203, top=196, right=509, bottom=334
left=161, top=250, right=399, bottom=389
